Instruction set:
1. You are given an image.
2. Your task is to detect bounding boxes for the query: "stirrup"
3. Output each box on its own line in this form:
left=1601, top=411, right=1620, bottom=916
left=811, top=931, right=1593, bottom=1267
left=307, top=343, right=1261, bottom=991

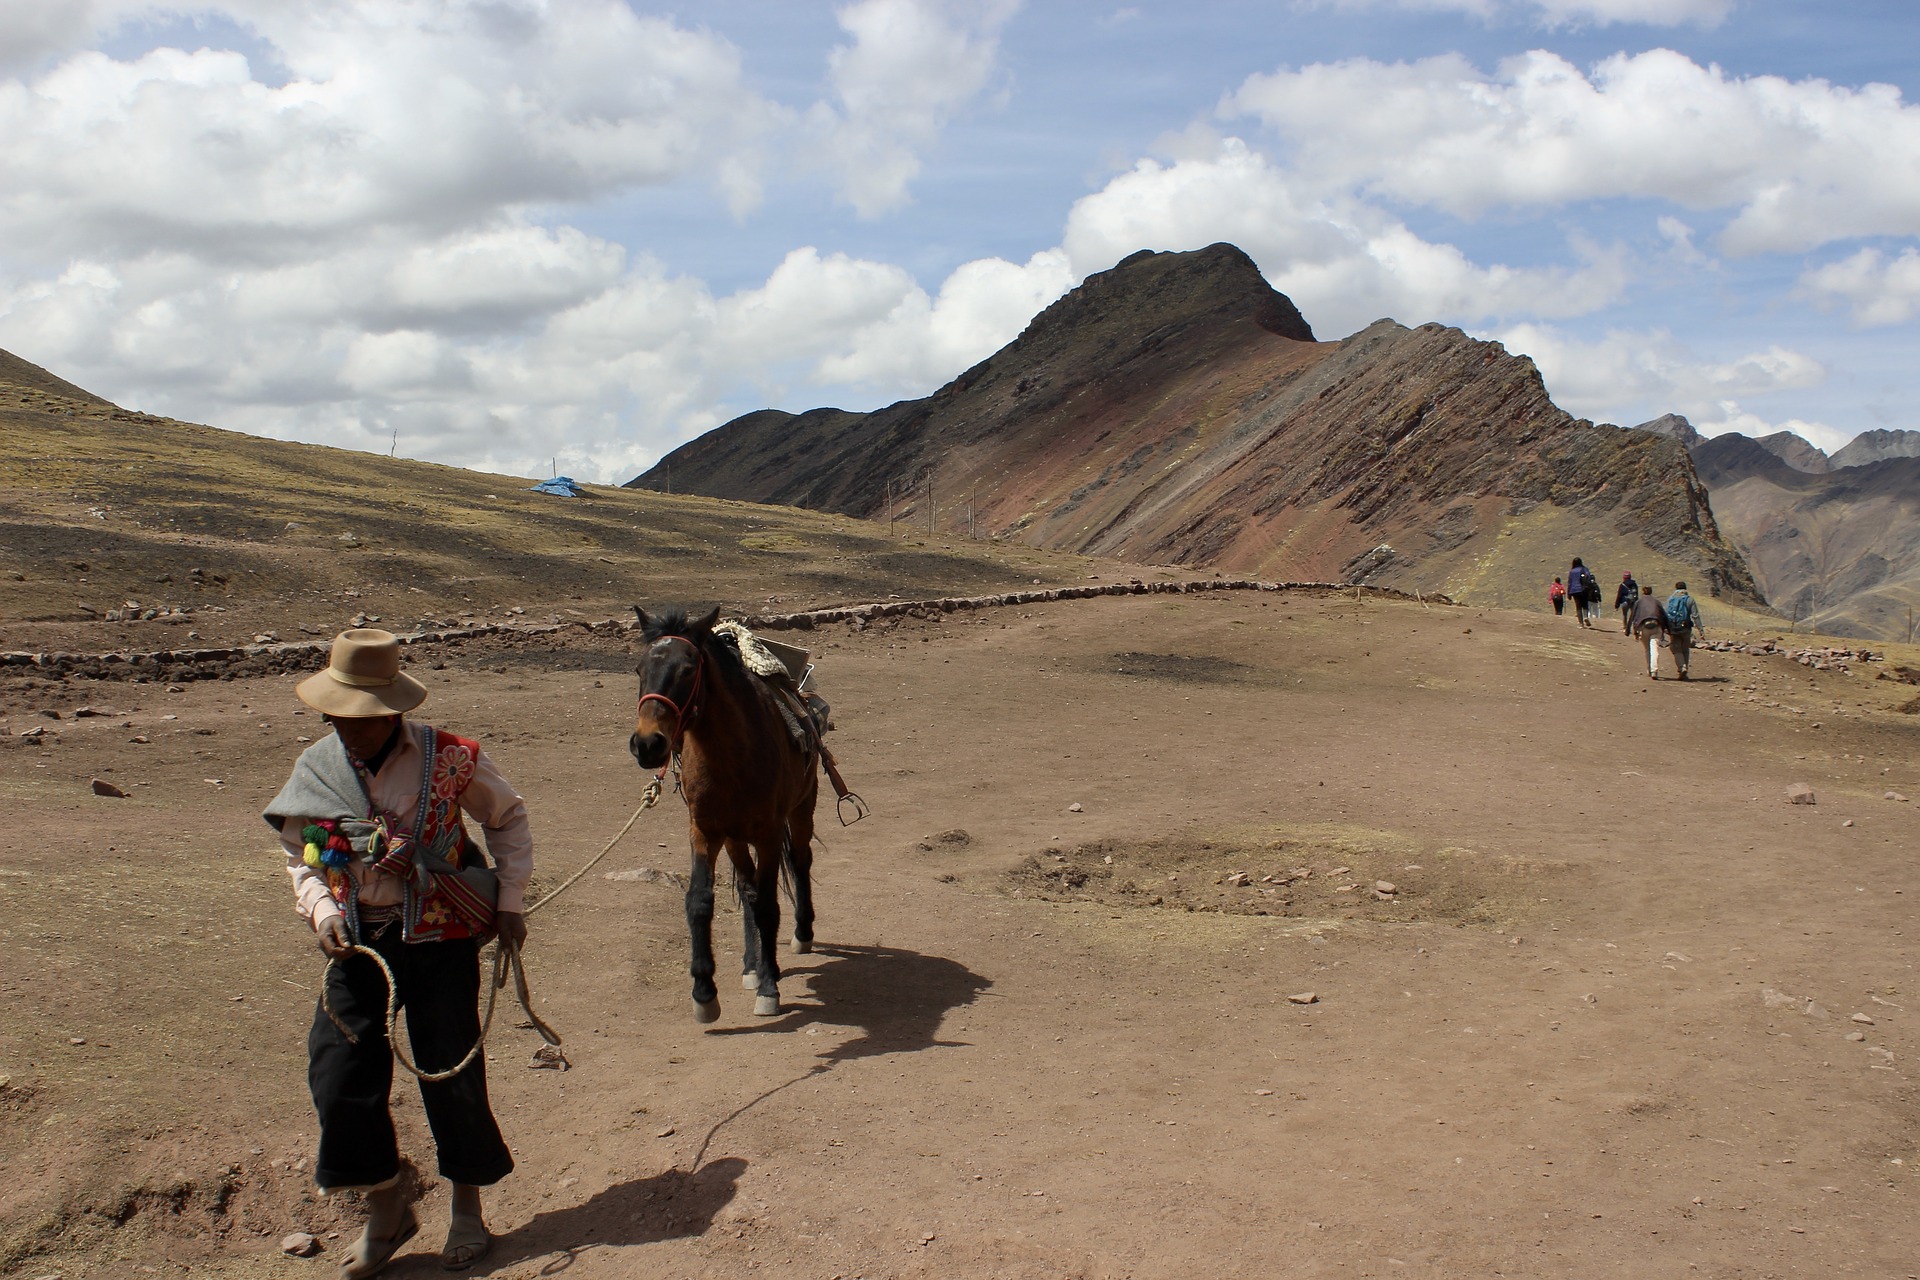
left=836, top=791, right=870, bottom=826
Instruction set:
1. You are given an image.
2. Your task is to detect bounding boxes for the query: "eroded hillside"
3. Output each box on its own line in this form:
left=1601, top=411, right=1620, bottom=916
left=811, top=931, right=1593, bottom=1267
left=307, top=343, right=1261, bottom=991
left=636, top=244, right=1758, bottom=612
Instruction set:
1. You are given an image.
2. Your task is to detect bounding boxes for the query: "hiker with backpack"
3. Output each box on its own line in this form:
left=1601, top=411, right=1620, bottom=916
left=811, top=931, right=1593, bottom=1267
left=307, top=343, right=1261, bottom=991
left=1626, top=584, right=1671, bottom=678
left=1614, top=572, right=1640, bottom=635
left=1663, top=581, right=1704, bottom=680
left=1548, top=576, right=1566, bottom=616
left=1566, top=558, right=1597, bottom=627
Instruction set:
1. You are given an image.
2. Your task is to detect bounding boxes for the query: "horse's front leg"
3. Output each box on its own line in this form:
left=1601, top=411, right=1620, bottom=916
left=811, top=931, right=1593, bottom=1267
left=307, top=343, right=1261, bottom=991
left=749, top=839, right=784, bottom=1017
left=685, top=828, right=721, bottom=1023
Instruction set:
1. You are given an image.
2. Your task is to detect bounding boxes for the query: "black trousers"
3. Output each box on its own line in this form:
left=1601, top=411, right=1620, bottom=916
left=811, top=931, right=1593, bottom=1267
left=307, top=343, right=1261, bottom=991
left=308, top=928, right=513, bottom=1191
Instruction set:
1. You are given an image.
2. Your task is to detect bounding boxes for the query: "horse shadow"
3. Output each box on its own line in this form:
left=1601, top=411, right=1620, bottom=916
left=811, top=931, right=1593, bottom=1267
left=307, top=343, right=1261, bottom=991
left=456, top=1157, right=748, bottom=1275
left=712, top=942, right=993, bottom=1062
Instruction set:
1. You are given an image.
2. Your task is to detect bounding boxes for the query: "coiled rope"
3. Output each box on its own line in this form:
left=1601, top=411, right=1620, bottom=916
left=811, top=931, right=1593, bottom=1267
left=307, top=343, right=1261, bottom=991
left=321, top=775, right=665, bottom=1081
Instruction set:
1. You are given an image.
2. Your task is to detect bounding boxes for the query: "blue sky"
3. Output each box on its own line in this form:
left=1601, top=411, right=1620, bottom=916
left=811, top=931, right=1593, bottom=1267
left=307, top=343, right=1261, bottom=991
left=2, top=0, right=1916, bottom=481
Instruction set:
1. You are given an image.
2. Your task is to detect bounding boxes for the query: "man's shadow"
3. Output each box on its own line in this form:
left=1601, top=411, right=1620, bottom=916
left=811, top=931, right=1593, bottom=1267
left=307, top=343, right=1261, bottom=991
left=459, top=1157, right=748, bottom=1275
left=467, top=944, right=988, bottom=1269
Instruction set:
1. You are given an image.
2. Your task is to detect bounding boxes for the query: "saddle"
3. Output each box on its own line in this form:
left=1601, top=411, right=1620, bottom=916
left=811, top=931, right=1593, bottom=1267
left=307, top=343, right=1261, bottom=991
left=714, top=621, right=867, bottom=825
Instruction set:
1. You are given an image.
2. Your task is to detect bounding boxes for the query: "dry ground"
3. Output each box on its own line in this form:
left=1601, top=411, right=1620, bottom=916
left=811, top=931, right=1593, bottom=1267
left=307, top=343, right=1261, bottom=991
left=4, top=583, right=1920, bottom=1279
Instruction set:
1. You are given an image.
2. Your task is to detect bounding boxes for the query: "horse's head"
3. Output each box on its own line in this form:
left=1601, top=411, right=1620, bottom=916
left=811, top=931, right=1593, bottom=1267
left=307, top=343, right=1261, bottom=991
left=630, top=605, right=720, bottom=769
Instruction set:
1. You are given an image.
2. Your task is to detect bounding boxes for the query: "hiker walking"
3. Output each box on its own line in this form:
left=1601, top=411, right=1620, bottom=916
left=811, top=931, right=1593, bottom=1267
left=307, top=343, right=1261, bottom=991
left=1614, top=572, right=1641, bottom=635
left=1566, top=558, right=1597, bottom=627
left=1626, top=585, right=1672, bottom=679
left=264, top=629, right=532, bottom=1276
left=1548, top=576, right=1566, bottom=616
left=1663, top=581, right=1705, bottom=680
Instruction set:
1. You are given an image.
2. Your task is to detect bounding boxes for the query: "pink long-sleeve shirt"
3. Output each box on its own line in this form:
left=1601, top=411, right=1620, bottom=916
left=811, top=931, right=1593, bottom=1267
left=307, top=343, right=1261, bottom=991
left=281, top=719, right=534, bottom=928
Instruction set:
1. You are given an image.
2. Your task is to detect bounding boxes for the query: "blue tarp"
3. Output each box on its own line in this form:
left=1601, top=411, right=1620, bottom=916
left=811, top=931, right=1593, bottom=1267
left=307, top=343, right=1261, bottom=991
left=529, top=476, right=587, bottom=497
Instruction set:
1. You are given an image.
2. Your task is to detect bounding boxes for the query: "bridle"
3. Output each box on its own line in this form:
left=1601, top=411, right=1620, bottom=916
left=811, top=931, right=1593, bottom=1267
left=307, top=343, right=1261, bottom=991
left=637, top=635, right=706, bottom=756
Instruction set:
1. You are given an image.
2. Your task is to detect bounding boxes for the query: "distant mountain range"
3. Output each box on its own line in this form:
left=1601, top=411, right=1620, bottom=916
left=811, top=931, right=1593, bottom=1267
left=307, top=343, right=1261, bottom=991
left=635, top=244, right=1759, bottom=612
left=1641, top=415, right=1920, bottom=639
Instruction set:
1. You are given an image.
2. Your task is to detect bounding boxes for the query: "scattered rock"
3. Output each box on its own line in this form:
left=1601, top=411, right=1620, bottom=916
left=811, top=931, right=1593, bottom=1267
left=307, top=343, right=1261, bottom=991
left=280, top=1231, right=321, bottom=1257
left=1846, top=1031, right=1867, bottom=1042
left=1067, top=802, right=1084, bottom=813
left=1287, top=992, right=1318, bottom=1005
left=1225, top=871, right=1251, bottom=887
left=1843, top=819, right=1855, bottom=828
left=603, top=867, right=687, bottom=889
left=528, top=1045, right=569, bottom=1070
left=1762, top=988, right=1799, bottom=1009
left=89, top=778, right=127, bottom=798
left=1374, top=880, right=1397, bottom=895
left=932, top=829, right=972, bottom=846
left=1851, top=1013, right=1875, bottom=1025
left=1885, top=791, right=1908, bottom=803
left=1804, top=1002, right=1831, bottom=1019
left=1785, top=783, right=1816, bottom=805
left=656, top=1126, right=676, bottom=1138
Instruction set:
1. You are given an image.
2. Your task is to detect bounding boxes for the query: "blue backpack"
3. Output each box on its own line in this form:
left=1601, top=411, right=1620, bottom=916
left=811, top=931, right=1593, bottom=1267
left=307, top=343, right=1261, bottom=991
left=1664, top=593, right=1695, bottom=634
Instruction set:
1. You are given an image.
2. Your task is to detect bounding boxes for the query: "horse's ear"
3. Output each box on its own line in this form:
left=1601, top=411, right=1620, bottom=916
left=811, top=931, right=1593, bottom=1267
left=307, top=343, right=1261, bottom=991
left=691, top=605, right=721, bottom=634
left=632, top=605, right=648, bottom=629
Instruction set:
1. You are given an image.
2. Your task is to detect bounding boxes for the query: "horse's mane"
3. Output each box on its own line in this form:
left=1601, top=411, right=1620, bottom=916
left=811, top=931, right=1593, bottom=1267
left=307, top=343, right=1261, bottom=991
left=641, top=607, right=745, bottom=678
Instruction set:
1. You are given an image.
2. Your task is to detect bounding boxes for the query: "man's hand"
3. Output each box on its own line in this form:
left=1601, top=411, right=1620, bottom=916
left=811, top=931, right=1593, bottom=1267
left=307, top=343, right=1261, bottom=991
left=494, top=910, right=527, bottom=951
left=316, top=915, right=354, bottom=958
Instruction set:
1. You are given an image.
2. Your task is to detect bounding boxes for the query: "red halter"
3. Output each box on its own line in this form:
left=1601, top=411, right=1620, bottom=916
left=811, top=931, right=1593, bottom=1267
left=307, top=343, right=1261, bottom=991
left=637, top=635, right=706, bottom=755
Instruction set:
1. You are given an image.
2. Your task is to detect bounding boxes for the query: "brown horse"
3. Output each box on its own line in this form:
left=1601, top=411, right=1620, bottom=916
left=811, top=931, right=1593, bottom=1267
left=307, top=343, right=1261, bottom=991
left=629, top=606, right=818, bottom=1021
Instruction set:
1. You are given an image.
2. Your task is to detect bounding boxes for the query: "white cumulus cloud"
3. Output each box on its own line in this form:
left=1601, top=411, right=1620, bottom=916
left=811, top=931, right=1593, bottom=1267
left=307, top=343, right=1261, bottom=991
left=1223, top=48, right=1920, bottom=254
left=1494, top=322, right=1831, bottom=439
left=0, top=1, right=782, bottom=264
left=1306, top=0, right=1733, bottom=28
left=1798, top=247, right=1920, bottom=328
left=1063, top=136, right=1628, bottom=336
left=811, top=0, right=1022, bottom=217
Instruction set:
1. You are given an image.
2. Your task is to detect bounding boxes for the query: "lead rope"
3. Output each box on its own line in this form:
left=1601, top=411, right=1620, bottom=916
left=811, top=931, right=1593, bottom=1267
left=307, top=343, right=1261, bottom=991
left=321, top=773, right=667, bottom=1082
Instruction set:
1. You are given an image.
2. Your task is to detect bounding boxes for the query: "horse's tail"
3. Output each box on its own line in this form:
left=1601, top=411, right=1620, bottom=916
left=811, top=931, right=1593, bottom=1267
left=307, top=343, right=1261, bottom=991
left=778, top=825, right=796, bottom=906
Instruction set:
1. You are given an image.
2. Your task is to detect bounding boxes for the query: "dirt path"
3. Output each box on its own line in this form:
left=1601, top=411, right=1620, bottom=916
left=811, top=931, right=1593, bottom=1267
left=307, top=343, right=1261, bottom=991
left=3, top=591, right=1918, bottom=1278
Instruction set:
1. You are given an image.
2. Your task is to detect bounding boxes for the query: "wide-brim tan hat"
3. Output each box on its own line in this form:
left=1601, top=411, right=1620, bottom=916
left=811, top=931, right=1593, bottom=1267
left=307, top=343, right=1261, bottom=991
left=296, top=628, right=428, bottom=717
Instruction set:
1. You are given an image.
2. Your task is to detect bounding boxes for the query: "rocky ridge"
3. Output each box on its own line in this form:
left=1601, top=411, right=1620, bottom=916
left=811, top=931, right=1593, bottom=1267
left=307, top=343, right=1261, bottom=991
left=636, top=244, right=1759, bottom=610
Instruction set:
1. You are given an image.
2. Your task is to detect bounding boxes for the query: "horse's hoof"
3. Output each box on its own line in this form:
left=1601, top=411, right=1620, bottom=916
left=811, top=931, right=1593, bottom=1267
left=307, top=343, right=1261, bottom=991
left=693, top=999, right=721, bottom=1023
left=740, top=971, right=759, bottom=990
left=790, top=937, right=812, bottom=954
left=753, top=995, right=780, bottom=1017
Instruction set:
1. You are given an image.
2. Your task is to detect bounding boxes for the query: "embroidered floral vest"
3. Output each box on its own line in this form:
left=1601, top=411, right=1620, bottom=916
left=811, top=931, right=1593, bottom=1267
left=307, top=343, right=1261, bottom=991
left=323, top=725, right=491, bottom=943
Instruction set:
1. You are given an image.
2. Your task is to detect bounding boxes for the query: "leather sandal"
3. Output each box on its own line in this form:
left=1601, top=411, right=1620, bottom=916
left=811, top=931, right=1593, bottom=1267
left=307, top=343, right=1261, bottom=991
left=340, top=1208, right=419, bottom=1280
left=441, top=1211, right=492, bottom=1271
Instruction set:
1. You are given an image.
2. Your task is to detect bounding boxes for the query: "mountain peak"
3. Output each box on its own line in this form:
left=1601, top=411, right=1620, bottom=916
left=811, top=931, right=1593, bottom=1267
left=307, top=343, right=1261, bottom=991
left=1831, top=427, right=1920, bottom=469
left=1754, top=430, right=1829, bottom=474
left=1633, top=413, right=1703, bottom=449
left=1018, top=243, right=1314, bottom=348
